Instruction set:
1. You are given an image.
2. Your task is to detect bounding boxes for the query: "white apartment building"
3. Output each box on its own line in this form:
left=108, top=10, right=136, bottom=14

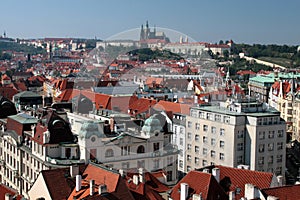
left=67, top=111, right=178, bottom=185
left=172, top=113, right=187, bottom=179
left=184, top=98, right=286, bottom=177
left=0, top=109, right=83, bottom=198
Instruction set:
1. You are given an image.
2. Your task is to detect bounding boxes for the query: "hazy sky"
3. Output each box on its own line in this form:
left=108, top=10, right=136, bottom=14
left=0, top=0, right=299, bottom=45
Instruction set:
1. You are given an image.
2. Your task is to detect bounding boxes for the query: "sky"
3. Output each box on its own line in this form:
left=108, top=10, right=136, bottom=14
left=0, top=0, right=299, bottom=45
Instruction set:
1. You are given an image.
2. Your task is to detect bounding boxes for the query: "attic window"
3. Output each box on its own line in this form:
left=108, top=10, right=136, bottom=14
left=235, top=187, right=241, bottom=194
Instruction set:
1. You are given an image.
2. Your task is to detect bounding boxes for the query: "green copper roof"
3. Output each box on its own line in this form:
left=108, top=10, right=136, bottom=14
left=9, top=113, right=38, bottom=124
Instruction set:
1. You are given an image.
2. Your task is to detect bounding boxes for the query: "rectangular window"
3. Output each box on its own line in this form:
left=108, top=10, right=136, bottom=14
left=220, top=153, right=225, bottom=160
left=203, top=125, right=208, bottom=132
left=211, top=127, right=216, bottom=134
left=199, top=111, right=204, bottom=118
left=211, top=138, right=216, bottom=146
left=180, top=127, right=184, bottom=134
left=258, top=118, right=262, bottom=125
left=268, top=143, right=274, bottom=151
left=195, top=146, right=199, bottom=153
left=259, top=131, right=265, bottom=140
left=167, top=171, right=173, bottom=182
left=220, top=141, right=225, bottom=148
left=187, top=155, right=192, bottom=161
left=273, top=117, right=278, bottom=124
left=268, top=131, right=274, bottom=139
left=237, top=156, right=243, bottom=164
left=277, top=142, right=283, bottom=150
left=211, top=150, right=216, bottom=157
left=203, top=148, right=207, bottom=155
left=258, top=157, right=264, bottom=165
left=224, top=116, right=230, bottom=124
left=154, top=159, right=160, bottom=169
left=237, top=143, right=244, bottom=151
left=179, top=160, right=183, bottom=168
left=195, top=135, right=200, bottom=142
left=277, top=155, right=282, bottom=163
left=203, top=136, right=208, bottom=143
left=187, top=132, right=192, bottom=140
left=277, top=130, right=284, bottom=138
left=153, top=143, right=160, bottom=151
left=220, top=128, right=225, bottom=136
left=195, top=123, right=200, bottom=130
left=187, top=144, right=192, bottom=151
left=195, top=157, right=199, bottom=165
left=268, top=156, right=273, bottom=164
left=215, top=114, right=221, bottom=122
left=179, top=138, right=183, bottom=146
left=188, top=121, right=192, bottom=128
left=263, top=118, right=268, bottom=125
left=202, top=160, right=207, bottom=167
left=237, top=130, right=244, bottom=138
left=259, top=144, right=265, bottom=153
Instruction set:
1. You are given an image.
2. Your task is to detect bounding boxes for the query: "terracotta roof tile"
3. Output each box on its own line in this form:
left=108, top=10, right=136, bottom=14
left=0, top=184, right=22, bottom=200
left=170, top=171, right=227, bottom=200
left=261, top=184, right=300, bottom=199
left=216, top=165, right=275, bottom=199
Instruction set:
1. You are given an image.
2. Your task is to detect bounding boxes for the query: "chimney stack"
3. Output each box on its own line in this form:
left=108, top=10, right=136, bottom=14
left=133, top=175, right=139, bottom=185
left=99, top=184, right=107, bottom=195
left=76, top=175, right=82, bottom=192
left=70, top=165, right=79, bottom=178
left=212, top=168, right=220, bottom=183
left=277, top=175, right=283, bottom=186
left=180, top=183, right=189, bottom=200
left=139, top=168, right=144, bottom=183
left=244, top=183, right=259, bottom=199
left=90, top=179, right=95, bottom=196
left=229, top=191, right=235, bottom=200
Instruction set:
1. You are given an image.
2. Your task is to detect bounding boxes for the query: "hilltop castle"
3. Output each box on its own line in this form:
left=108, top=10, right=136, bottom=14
left=140, top=21, right=170, bottom=42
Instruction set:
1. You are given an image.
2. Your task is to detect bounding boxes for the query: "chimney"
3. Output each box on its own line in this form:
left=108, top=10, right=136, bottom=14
left=70, top=165, right=79, bottom=178
left=99, top=184, right=107, bottom=195
left=90, top=179, right=95, bottom=196
left=192, top=193, right=202, bottom=200
left=119, top=169, right=125, bottom=177
left=5, top=193, right=11, bottom=200
left=133, top=175, right=139, bottom=185
left=267, top=196, right=279, bottom=200
left=138, top=168, right=144, bottom=183
left=194, top=95, right=198, bottom=104
left=277, top=175, right=283, bottom=186
left=76, top=175, right=82, bottom=192
left=244, top=183, right=259, bottom=199
left=229, top=191, right=235, bottom=200
left=180, top=183, right=189, bottom=200
left=212, top=168, right=220, bottom=183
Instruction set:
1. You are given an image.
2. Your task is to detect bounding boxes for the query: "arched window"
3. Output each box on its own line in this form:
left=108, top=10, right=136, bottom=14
left=105, top=149, right=114, bottom=157
left=137, top=145, right=145, bottom=154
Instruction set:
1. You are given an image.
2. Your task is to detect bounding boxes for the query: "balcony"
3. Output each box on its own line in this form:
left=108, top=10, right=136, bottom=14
left=46, top=156, right=85, bottom=165
left=103, top=145, right=179, bottom=163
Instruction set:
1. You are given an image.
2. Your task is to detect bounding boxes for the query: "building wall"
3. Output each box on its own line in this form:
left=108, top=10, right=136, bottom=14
left=28, top=174, right=51, bottom=200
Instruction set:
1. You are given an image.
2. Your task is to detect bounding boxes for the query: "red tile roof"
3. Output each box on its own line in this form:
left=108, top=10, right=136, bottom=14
left=128, top=98, right=157, bottom=116
left=152, top=100, right=191, bottom=115
left=125, top=171, right=169, bottom=200
left=216, top=165, right=275, bottom=199
left=41, top=166, right=86, bottom=200
left=261, top=184, right=300, bottom=200
left=0, top=184, right=22, bottom=200
left=1, top=74, right=11, bottom=80
left=170, top=171, right=228, bottom=200
left=0, top=87, right=18, bottom=100
left=67, top=163, right=134, bottom=200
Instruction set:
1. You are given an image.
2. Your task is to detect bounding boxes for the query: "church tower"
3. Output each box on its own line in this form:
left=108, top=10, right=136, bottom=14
left=140, top=24, right=145, bottom=40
